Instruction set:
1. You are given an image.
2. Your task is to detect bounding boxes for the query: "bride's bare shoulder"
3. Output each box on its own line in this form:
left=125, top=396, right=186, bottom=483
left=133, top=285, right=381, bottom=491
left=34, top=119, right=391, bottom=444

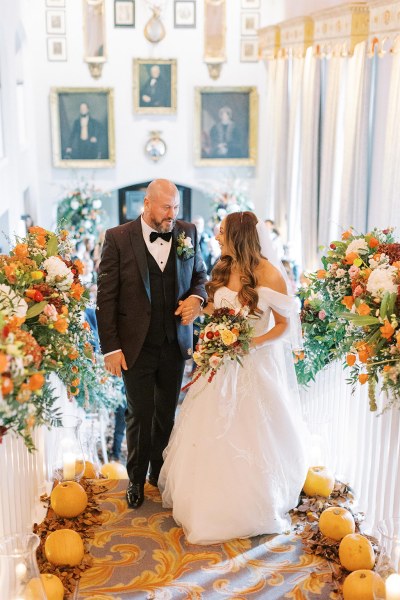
left=256, top=259, right=287, bottom=294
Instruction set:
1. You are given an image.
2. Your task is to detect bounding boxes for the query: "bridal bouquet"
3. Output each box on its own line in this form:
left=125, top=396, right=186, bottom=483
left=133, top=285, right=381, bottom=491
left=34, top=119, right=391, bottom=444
left=298, top=226, right=400, bottom=410
left=185, top=306, right=254, bottom=389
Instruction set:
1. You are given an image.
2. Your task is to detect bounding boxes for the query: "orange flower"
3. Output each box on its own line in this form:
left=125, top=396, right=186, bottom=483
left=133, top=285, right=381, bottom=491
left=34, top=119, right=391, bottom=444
left=71, top=282, right=85, bottom=300
left=396, top=332, right=400, bottom=348
left=1, top=377, right=13, bottom=396
left=16, top=383, right=32, bottom=404
left=4, top=265, right=17, bottom=283
left=346, top=354, right=356, bottom=366
left=342, top=296, right=354, bottom=310
left=71, top=365, right=79, bottom=373
left=380, top=319, right=395, bottom=340
left=345, top=252, right=359, bottom=265
left=68, top=349, right=79, bottom=360
left=28, top=373, right=45, bottom=391
left=231, top=328, right=239, bottom=336
left=54, top=318, right=68, bottom=334
left=393, top=261, right=400, bottom=270
left=342, top=230, right=352, bottom=240
left=29, top=226, right=47, bottom=236
left=368, top=237, right=379, bottom=248
left=61, top=305, right=69, bottom=316
left=357, top=303, right=371, bottom=316
left=69, top=387, right=80, bottom=396
left=316, top=269, right=327, bottom=279
left=35, top=235, right=47, bottom=247
left=358, top=373, right=369, bottom=384
left=0, top=352, right=8, bottom=373
left=82, top=321, right=91, bottom=331
left=358, top=349, right=370, bottom=363
left=71, top=378, right=80, bottom=387
left=7, top=316, right=26, bottom=331
left=74, top=259, right=84, bottom=275
left=383, top=365, right=391, bottom=372
left=13, top=243, right=29, bottom=259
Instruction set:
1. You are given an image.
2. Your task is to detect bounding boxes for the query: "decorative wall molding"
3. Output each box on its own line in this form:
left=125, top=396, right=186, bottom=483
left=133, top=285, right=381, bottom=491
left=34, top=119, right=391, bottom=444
left=280, top=17, right=314, bottom=58
left=368, top=0, right=400, bottom=55
left=312, top=2, right=370, bottom=56
left=258, top=25, right=280, bottom=60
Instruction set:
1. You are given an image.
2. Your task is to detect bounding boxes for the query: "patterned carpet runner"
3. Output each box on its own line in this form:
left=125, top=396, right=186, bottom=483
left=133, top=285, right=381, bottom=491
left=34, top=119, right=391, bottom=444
left=77, top=480, right=337, bottom=599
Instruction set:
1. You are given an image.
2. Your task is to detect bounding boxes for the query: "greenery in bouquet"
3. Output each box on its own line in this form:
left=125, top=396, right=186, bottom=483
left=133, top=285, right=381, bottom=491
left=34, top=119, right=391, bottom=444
left=0, top=226, right=118, bottom=449
left=184, top=306, right=254, bottom=389
left=56, top=182, right=108, bottom=241
left=297, top=226, right=400, bottom=410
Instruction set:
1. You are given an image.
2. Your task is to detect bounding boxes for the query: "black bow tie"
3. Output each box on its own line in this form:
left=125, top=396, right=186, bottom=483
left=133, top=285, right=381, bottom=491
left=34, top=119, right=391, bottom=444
left=149, top=231, right=173, bottom=243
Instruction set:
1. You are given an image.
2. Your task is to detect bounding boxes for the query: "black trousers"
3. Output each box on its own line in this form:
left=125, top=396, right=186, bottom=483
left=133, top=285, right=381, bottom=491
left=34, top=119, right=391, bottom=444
left=122, top=339, right=185, bottom=484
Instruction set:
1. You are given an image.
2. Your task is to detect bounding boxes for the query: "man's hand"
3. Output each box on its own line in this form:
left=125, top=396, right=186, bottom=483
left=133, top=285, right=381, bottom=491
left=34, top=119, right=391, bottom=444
left=104, top=350, right=128, bottom=377
left=175, top=297, right=202, bottom=325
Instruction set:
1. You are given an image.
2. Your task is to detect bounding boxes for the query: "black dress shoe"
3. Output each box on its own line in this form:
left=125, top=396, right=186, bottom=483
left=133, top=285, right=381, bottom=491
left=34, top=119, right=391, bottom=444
left=148, top=474, right=159, bottom=487
left=126, top=482, right=144, bottom=509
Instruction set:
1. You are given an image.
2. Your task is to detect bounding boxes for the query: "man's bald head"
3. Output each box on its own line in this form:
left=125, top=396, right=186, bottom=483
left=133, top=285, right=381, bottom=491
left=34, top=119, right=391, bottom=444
left=143, top=179, right=180, bottom=233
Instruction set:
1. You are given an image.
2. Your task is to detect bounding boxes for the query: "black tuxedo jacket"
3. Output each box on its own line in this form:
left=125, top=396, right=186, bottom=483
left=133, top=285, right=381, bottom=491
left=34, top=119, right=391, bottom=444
left=96, top=217, right=208, bottom=368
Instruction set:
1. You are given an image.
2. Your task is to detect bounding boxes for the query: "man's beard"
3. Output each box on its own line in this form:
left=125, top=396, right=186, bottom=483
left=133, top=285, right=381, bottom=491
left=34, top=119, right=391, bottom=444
left=150, top=217, right=176, bottom=233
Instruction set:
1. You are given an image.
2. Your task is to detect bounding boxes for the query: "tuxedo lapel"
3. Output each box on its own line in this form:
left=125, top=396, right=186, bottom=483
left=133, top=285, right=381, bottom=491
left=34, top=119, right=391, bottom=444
left=173, top=227, right=181, bottom=301
left=129, top=218, right=151, bottom=302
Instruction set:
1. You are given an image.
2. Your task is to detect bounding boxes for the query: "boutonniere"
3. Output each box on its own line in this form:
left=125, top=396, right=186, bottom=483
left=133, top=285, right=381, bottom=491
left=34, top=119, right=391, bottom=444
left=176, top=231, right=195, bottom=260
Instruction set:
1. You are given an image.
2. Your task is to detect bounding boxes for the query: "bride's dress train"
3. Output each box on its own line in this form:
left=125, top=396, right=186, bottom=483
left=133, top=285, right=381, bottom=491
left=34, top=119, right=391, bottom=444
left=159, top=286, right=309, bottom=545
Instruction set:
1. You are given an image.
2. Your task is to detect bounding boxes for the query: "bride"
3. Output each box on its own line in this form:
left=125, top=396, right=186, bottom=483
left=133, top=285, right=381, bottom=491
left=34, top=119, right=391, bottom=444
left=158, top=211, right=309, bottom=545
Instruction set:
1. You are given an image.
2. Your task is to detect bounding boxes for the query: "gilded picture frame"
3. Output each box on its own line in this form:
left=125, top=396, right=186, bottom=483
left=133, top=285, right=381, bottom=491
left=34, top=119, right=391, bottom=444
left=133, top=59, right=177, bottom=115
left=195, top=87, right=258, bottom=166
left=50, top=87, right=116, bottom=168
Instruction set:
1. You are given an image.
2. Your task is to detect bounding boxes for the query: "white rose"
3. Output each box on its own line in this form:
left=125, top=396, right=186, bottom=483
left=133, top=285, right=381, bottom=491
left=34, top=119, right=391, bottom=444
left=43, top=256, right=74, bottom=291
left=183, top=236, right=193, bottom=248
left=81, top=208, right=88, bottom=215
left=84, top=220, right=92, bottom=229
left=92, top=199, right=102, bottom=209
left=70, top=200, right=79, bottom=210
left=366, top=265, right=398, bottom=298
left=346, top=239, right=369, bottom=256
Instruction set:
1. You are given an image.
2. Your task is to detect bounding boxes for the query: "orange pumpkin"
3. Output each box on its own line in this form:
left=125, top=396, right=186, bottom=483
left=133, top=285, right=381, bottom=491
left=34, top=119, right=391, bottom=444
left=101, top=461, right=128, bottom=479
left=44, top=529, right=84, bottom=566
left=40, top=573, right=64, bottom=600
left=81, top=460, right=99, bottom=479
left=339, top=533, right=375, bottom=571
left=302, top=466, right=335, bottom=498
left=319, top=507, right=355, bottom=541
left=50, top=481, right=88, bottom=518
left=342, top=569, right=385, bottom=600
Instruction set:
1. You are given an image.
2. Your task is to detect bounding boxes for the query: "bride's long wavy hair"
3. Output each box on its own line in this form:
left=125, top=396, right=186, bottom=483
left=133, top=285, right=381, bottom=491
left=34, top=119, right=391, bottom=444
left=206, top=211, right=263, bottom=315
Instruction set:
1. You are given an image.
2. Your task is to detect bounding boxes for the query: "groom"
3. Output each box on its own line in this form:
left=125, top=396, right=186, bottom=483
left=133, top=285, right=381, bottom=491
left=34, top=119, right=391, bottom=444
left=97, top=179, right=207, bottom=509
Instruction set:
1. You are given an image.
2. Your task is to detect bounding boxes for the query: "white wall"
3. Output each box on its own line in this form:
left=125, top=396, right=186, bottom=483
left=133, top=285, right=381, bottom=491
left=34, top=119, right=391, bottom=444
left=24, top=1, right=274, bottom=229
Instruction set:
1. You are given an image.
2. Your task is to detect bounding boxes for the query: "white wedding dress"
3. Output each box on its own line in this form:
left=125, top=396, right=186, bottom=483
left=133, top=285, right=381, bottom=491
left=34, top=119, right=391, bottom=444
left=159, top=286, right=309, bottom=545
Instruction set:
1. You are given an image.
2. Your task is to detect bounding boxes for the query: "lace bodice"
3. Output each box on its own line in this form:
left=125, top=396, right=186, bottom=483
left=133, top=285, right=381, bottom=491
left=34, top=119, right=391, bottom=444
left=213, top=286, right=272, bottom=337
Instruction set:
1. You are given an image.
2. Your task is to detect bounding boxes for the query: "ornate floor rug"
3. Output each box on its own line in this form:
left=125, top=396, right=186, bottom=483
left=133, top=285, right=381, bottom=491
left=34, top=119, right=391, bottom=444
left=77, top=480, right=338, bottom=600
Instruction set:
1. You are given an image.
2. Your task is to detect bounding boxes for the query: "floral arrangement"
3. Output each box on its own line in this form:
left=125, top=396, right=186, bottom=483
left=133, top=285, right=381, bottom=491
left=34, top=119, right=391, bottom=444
left=56, top=183, right=108, bottom=242
left=184, top=306, right=254, bottom=389
left=176, top=231, right=194, bottom=260
left=0, top=226, right=118, bottom=449
left=297, top=227, right=400, bottom=410
left=200, top=178, right=255, bottom=225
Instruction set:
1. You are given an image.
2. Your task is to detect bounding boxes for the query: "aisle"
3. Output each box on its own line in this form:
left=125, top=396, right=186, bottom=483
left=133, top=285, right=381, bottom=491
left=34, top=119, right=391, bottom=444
left=77, top=480, right=337, bottom=599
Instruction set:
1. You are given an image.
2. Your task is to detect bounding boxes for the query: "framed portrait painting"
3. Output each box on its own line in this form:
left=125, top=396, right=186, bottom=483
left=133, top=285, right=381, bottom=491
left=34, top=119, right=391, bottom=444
left=195, top=87, right=258, bottom=166
left=133, top=59, right=177, bottom=114
left=114, top=0, right=135, bottom=27
left=50, top=87, right=116, bottom=168
left=174, top=0, right=196, bottom=28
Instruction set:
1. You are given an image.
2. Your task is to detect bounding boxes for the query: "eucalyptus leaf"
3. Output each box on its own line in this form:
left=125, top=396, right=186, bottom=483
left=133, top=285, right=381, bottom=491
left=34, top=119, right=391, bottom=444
left=46, top=234, right=59, bottom=257
left=26, top=301, right=48, bottom=319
